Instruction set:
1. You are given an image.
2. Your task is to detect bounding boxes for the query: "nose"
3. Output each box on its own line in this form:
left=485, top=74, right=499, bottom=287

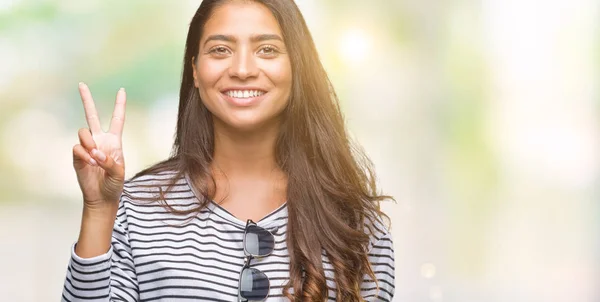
left=228, top=48, right=259, bottom=80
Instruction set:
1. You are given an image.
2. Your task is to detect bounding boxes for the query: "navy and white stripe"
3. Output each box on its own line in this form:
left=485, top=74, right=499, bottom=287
left=62, top=172, right=395, bottom=301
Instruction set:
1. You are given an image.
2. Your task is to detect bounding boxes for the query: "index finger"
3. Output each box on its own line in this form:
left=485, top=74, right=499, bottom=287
left=78, top=82, right=103, bottom=134
left=109, top=87, right=127, bottom=136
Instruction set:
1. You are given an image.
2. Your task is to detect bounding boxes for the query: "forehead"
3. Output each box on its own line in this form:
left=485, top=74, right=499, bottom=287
left=202, top=2, right=282, bottom=40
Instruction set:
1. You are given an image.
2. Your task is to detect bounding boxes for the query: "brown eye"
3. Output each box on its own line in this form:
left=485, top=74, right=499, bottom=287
left=209, top=46, right=230, bottom=56
left=258, top=45, right=280, bottom=57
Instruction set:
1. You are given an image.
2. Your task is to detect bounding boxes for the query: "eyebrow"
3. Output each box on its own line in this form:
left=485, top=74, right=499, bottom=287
left=203, top=34, right=283, bottom=46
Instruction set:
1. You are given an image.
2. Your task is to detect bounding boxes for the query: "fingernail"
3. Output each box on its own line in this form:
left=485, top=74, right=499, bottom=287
left=89, top=158, right=98, bottom=166
left=79, top=82, right=85, bottom=87
left=92, top=149, right=107, bottom=162
left=119, top=87, right=125, bottom=92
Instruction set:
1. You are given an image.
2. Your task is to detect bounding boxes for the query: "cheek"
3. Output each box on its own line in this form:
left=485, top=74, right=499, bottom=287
left=196, top=60, right=227, bottom=90
left=265, top=61, right=292, bottom=92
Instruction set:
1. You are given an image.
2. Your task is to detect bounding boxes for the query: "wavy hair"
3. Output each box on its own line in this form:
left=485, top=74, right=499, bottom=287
left=132, top=0, right=392, bottom=300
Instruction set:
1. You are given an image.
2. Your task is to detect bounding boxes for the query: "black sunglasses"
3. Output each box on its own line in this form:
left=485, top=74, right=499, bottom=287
left=238, top=219, right=275, bottom=301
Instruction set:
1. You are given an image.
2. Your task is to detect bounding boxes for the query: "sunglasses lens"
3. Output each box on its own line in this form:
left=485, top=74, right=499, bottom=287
left=240, top=267, right=270, bottom=300
left=244, top=225, right=274, bottom=257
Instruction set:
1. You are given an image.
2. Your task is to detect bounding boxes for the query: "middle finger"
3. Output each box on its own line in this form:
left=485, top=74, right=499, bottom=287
left=79, top=82, right=103, bottom=135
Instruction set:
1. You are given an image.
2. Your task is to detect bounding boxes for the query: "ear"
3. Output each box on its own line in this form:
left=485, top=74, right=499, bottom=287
left=191, top=57, right=199, bottom=88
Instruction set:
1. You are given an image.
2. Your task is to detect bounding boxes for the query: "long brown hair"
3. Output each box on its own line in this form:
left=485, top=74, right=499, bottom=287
left=132, top=0, right=392, bottom=300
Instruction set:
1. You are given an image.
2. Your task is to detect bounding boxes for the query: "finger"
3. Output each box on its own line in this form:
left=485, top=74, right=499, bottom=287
left=73, top=144, right=98, bottom=169
left=78, top=128, right=97, bottom=151
left=91, top=149, right=124, bottom=179
left=79, top=82, right=103, bottom=135
left=109, top=88, right=126, bottom=136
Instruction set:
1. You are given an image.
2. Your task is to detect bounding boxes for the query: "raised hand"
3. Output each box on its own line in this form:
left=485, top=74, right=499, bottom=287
left=72, top=83, right=127, bottom=210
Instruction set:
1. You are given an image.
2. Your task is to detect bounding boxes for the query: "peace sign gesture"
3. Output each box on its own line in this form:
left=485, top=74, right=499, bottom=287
left=72, top=83, right=127, bottom=210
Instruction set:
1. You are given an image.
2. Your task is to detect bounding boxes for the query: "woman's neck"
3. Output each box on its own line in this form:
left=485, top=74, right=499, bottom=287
left=208, top=120, right=288, bottom=217
left=211, top=120, right=281, bottom=177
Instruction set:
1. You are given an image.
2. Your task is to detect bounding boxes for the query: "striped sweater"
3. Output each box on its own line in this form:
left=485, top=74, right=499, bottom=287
left=62, top=172, right=395, bottom=301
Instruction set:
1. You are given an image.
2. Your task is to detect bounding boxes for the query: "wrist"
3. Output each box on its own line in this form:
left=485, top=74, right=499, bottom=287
left=83, top=200, right=119, bottom=216
left=75, top=204, right=118, bottom=258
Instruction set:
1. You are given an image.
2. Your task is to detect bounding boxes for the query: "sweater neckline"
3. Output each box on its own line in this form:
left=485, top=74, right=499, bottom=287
left=184, top=172, right=288, bottom=228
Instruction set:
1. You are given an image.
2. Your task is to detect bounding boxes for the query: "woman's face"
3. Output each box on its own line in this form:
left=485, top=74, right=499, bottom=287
left=193, top=1, right=292, bottom=132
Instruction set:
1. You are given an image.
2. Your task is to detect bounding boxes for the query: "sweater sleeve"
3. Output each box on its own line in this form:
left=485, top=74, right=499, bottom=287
left=361, top=232, right=396, bottom=302
left=61, top=198, right=139, bottom=302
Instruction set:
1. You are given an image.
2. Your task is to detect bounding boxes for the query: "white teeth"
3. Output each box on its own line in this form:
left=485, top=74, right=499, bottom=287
left=226, top=90, right=265, bottom=98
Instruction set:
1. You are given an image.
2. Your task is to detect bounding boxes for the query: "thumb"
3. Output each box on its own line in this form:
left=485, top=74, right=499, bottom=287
left=92, top=149, right=124, bottom=180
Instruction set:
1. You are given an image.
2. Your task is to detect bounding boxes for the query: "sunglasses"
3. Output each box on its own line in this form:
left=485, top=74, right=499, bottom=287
left=238, top=219, right=275, bottom=301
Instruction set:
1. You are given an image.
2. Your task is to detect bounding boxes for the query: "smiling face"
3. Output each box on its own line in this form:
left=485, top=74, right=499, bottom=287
left=192, top=1, right=293, bottom=133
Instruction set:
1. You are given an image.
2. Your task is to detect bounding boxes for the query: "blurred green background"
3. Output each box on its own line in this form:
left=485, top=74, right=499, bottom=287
left=0, top=0, right=598, bottom=301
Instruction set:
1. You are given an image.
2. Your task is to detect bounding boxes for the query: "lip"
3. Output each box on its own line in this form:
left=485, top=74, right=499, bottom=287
left=220, top=87, right=268, bottom=107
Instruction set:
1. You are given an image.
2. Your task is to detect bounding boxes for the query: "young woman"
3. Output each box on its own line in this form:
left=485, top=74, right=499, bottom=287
left=63, top=0, right=395, bottom=301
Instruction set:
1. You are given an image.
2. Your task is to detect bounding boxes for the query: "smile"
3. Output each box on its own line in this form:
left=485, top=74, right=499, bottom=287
left=224, top=89, right=266, bottom=99
left=220, top=88, right=268, bottom=107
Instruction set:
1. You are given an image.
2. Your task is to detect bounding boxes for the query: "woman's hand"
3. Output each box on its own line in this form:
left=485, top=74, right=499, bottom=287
left=72, top=83, right=127, bottom=211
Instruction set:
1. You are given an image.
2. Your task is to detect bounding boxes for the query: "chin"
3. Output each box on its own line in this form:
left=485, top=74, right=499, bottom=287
left=217, top=114, right=281, bottom=133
